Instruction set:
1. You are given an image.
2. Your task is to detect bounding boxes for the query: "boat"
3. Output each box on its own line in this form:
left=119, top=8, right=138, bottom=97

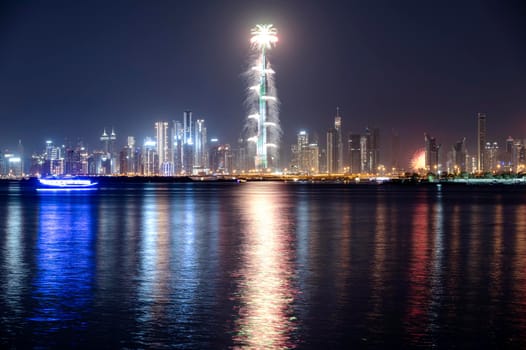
left=36, top=176, right=99, bottom=191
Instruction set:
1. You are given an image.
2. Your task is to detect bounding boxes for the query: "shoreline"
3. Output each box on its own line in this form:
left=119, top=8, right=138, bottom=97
left=1, top=175, right=525, bottom=187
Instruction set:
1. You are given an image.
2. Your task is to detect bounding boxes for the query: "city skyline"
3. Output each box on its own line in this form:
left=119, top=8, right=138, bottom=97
left=1, top=0, right=525, bottom=166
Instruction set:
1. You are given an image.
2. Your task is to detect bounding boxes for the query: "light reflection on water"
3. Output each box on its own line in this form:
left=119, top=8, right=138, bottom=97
left=1, top=183, right=526, bottom=348
left=232, top=183, right=299, bottom=348
left=32, top=193, right=95, bottom=345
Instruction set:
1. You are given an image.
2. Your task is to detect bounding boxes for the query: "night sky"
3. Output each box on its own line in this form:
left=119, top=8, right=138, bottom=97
left=1, top=0, right=525, bottom=168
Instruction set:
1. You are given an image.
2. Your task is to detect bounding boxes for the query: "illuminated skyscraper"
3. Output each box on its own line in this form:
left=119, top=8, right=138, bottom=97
left=182, top=110, right=194, bottom=174
left=477, top=112, right=486, bottom=172
left=100, top=128, right=118, bottom=174
left=183, top=110, right=193, bottom=145
left=424, top=133, right=440, bottom=173
left=359, top=128, right=380, bottom=174
left=120, top=136, right=137, bottom=175
left=156, top=121, right=173, bottom=175
left=142, top=137, right=157, bottom=176
left=485, top=141, right=499, bottom=172
left=452, top=137, right=467, bottom=173
left=246, top=24, right=280, bottom=171
left=293, top=130, right=318, bottom=174
left=194, top=119, right=207, bottom=173
left=348, top=133, right=361, bottom=174
left=173, top=120, right=184, bottom=174
left=44, top=140, right=63, bottom=175
left=360, top=134, right=369, bottom=173
left=326, top=128, right=337, bottom=173
left=100, top=129, right=109, bottom=153
left=334, top=108, right=343, bottom=173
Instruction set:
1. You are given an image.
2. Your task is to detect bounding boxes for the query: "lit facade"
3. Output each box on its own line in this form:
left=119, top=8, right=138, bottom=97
left=424, top=133, right=440, bottom=173
left=477, top=112, right=486, bottom=172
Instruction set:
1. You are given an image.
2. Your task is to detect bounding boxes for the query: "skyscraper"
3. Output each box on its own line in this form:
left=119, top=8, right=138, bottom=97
left=360, top=133, right=370, bottom=173
left=100, top=128, right=117, bottom=174
left=156, top=121, right=173, bottom=175
left=194, top=119, right=207, bottom=173
left=173, top=120, right=184, bottom=174
left=452, top=137, right=467, bottom=173
left=348, top=133, right=361, bottom=174
left=370, top=128, right=380, bottom=173
left=424, top=133, right=440, bottom=173
left=100, top=129, right=109, bottom=154
left=290, top=130, right=308, bottom=172
left=504, top=136, right=514, bottom=172
left=142, top=137, right=157, bottom=176
left=477, top=112, right=487, bottom=173
left=391, top=130, right=400, bottom=172
left=246, top=24, right=280, bottom=171
left=182, top=110, right=194, bottom=174
left=334, top=108, right=343, bottom=173
left=484, top=141, right=499, bottom=172
left=326, top=128, right=337, bottom=173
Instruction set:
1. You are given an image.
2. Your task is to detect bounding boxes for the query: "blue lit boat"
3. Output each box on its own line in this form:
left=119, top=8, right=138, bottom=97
left=37, top=176, right=98, bottom=191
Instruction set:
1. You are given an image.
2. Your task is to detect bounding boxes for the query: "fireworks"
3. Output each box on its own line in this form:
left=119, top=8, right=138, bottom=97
left=250, top=24, right=278, bottom=49
left=245, top=24, right=281, bottom=171
left=410, top=149, right=426, bottom=171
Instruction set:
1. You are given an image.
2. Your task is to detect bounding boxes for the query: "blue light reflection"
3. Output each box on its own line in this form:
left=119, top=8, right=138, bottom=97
left=30, top=195, right=95, bottom=342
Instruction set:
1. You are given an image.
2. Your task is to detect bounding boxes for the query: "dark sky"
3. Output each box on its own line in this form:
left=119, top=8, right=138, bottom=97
left=1, top=0, right=525, bottom=168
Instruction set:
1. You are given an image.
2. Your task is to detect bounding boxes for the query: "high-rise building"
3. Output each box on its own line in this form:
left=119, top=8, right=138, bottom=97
left=17, top=140, right=24, bottom=175
left=141, top=137, right=157, bottom=176
left=302, top=143, right=319, bottom=174
left=194, top=119, right=207, bottom=174
left=231, top=138, right=248, bottom=173
left=120, top=136, right=138, bottom=175
left=44, top=140, right=63, bottom=175
left=369, top=128, right=380, bottom=173
left=182, top=111, right=194, bottom=174
left=297, top=130, right=308, bottom=149
left=64, top=145, right=82, bottom=175
left=504, top=136, right=514, bottom=172
left=485, top=141, right=499, bottom=172
left=247, top=24, right=280, bottom=171
left=424, top=133, right=440, bottom=173
left=100, top=128, right=118, bottom=174
left=334, top=108, right=343, bottom=173
left=326, top=128, right=337, bottom=173
left=391, top=130, right=400, bottom=172
left=100, top=129, right=109, bottom=153
left=348, top=133, right=361, bottom=174
left=173, top=120, right=184, bottom=174
left=360, top=134, right=369, bottom=173
left=358, top=128, right=380, bottom=174
left=209, top=140, right=231, bottom=173
left=452, top=137, right=467, bottom=173
left=183, top=111, right=193, bottom=145
left=477, top=112, right=487, bottom=173
left=513, top=139, right=525, bottom=173
left=155, top=121, right=173, bottom=175
left=290, top=130, right=308, bottom=172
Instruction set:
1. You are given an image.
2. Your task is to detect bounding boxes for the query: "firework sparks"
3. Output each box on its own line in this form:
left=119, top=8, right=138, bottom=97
left=411, top=149, right=426, bottom=171
left=250, top=24, right=278, bottom=49
left=244, top=24, right=281, bottom=171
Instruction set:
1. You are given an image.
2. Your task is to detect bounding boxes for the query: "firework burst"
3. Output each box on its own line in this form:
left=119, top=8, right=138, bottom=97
left=244, top=24, right=281, bottom=171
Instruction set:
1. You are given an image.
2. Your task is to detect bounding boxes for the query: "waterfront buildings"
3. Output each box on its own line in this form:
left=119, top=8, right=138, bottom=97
left=477, top=112, right=487, bottom=173
left=451, top=137, right=468, bottom=173
left=5, top=107, right=526, bottom=178
left=424, top=133, right=440, bottom=173
left=348, top=133, right=361, bottom=174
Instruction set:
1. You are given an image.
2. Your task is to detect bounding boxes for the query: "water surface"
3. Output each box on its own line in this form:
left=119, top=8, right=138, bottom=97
left=1, top=182, right=525, bottom=348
